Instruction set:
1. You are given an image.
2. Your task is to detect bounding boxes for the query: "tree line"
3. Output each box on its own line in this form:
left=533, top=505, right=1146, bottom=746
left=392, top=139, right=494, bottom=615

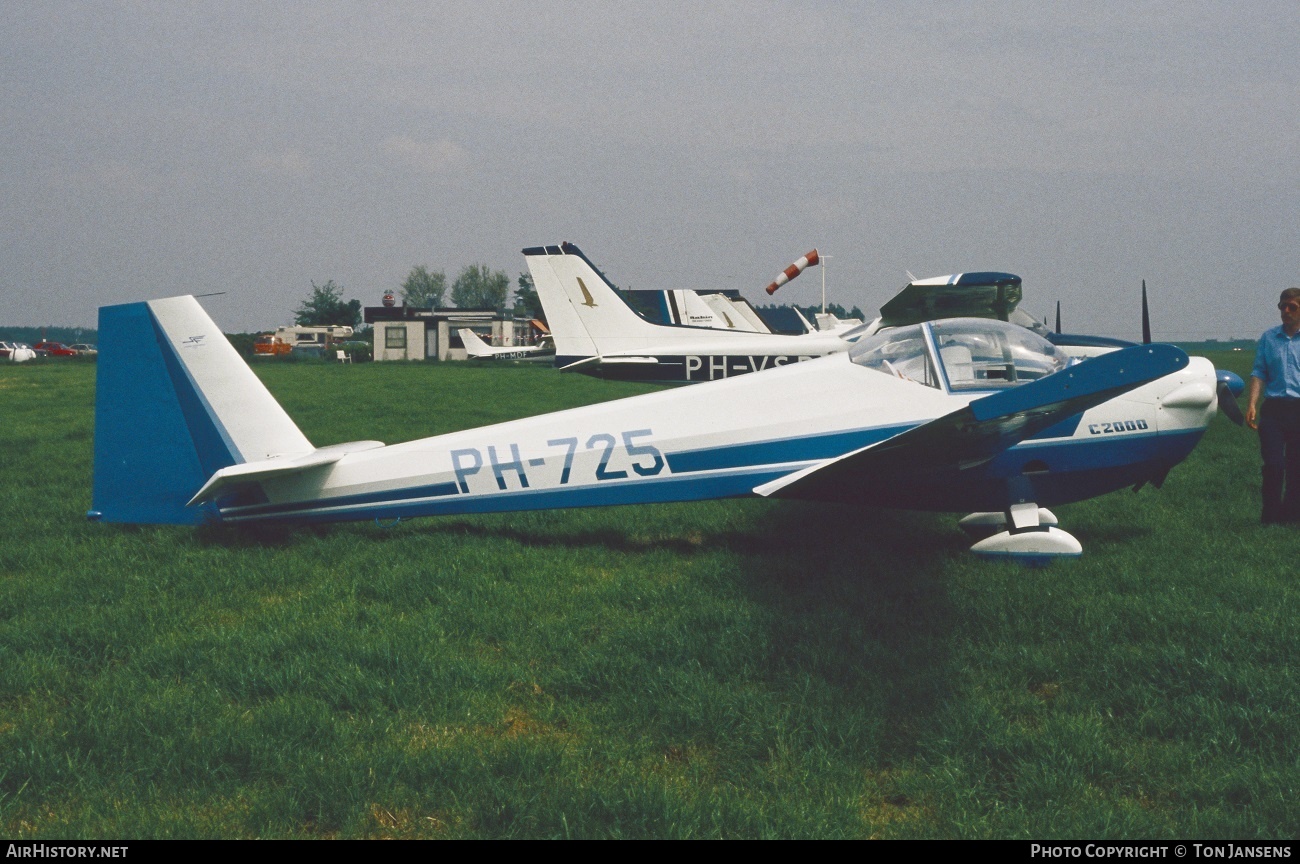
left=0, top=326, right=97, bottom=346
left=294, top=265, right=540, bottom=329
left=292, top=265, right=863, bottom=332
left=757, top=302, right=867, bottom=322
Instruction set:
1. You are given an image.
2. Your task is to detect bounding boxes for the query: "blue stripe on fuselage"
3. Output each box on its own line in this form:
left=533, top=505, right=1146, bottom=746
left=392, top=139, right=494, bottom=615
left=666, top=423, right=914, bottom=473
left=219, top=423, right=1204, bottom=525
left=221, top=466, right=795, bottom=524
left=994, top=428, right=1196, bottom=475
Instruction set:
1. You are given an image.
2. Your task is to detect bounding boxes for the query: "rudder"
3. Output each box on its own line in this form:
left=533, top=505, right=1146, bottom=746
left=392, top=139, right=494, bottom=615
left=524, top=243, right=670, bottom=360
left=90, top=296, right=313, bottom=524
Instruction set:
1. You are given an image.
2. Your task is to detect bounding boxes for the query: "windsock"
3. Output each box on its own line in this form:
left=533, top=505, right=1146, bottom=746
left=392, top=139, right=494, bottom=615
left=765, top=249, right=820, bottom=295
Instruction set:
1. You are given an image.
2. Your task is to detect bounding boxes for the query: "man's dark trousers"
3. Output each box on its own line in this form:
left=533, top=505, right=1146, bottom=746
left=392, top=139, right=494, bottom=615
left=1260, top=398, right=1300, bottom=522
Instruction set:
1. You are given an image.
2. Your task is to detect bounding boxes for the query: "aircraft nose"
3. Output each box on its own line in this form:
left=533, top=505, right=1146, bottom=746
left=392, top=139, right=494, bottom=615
left=1152, top=357, right=1228, bottom=430
left=1161, top=380, right=1216, bottom=410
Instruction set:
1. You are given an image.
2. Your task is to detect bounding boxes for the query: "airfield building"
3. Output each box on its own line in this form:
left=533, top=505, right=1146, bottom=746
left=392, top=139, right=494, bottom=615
left=364, top=306, right=532, bottom=361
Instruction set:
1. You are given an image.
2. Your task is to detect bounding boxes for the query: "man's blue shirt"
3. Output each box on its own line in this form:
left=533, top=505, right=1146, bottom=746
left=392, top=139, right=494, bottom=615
left=1252, top=325, right=1300, bottom=399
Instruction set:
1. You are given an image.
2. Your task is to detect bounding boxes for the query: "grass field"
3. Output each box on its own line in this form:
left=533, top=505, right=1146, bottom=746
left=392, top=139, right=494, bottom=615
left=1, top=354, right=1296, bottom=839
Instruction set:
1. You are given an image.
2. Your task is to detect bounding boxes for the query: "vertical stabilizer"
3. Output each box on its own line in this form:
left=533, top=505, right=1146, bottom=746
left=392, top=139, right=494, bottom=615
left=91, top=296, right=313, bottom=524
left=524, top=243, right=669, bottom=359
left=524, top=246, right=599, bottom=360
left=676, top=290, right=729, bottom=328
left=458, top=327, right=492, bottom=356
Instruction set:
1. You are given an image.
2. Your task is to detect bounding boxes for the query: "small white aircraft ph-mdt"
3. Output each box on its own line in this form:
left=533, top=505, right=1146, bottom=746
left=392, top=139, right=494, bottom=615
left=90, top=294, right=1224, bottom=559
left=458, top=328, right=553, bottom=361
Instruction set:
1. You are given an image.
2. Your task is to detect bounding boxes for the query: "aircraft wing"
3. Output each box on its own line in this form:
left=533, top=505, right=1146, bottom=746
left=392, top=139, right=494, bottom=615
left=557, top=355, right=660, bottom=372
left=755, top=343, right=1188, bottom=500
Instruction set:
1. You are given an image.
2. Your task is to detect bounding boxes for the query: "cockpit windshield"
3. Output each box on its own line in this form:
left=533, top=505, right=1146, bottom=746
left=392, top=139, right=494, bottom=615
left=847, top=324, right=940, bottom=388
left=929, top=319, right=1069, bottom=390
left=849, top=318, right=1070, bottom=392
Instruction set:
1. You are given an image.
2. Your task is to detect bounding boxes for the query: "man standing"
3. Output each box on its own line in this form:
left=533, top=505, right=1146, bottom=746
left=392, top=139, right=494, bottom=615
left=1246, top=287, right=1300, bottom=523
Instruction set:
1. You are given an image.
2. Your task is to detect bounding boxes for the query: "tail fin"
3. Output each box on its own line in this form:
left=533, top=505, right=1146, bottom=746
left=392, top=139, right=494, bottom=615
left=458, top=328, right=493, bottom=357
left=90, top=296, right=314, bottom=524
left=523, top=243, right=667, bottom=359
left=677, top=291, right=735, bottom=329
left=730, top=297, right=774, bottom=333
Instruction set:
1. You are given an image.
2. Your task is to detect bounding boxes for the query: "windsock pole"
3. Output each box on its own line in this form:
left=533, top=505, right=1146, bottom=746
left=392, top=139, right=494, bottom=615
left=764, top=249, right=820, bottom=295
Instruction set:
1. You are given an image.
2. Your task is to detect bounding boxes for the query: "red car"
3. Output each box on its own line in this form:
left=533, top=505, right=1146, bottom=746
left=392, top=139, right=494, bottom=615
left=34, top=341, right=79, bottom=357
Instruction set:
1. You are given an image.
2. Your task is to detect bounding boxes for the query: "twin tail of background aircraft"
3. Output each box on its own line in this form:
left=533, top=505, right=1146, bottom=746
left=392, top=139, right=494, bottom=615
left=90, top=293, right=1229, bottom=560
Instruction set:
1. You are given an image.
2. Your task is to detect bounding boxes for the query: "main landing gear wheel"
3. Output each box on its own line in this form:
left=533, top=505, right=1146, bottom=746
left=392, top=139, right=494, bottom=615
left=964, top=503, right=1081, bottom=564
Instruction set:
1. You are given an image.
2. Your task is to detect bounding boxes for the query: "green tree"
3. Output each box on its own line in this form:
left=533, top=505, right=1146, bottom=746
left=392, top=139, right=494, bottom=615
left=400, top=265, right=446, bottom=308
left=514, top=271, right=542, bottom=320
left=450, top=264, right=510, bottom=311
left=294, top=280, right=362, bottom=328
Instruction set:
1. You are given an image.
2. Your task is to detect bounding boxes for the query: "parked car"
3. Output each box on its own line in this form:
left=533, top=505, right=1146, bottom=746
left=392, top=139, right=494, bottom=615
left=69, top=343, right=98, bottom=356
left=0, top=341, right=37, bottom=362
left=33, top=341, right=79, bottom=357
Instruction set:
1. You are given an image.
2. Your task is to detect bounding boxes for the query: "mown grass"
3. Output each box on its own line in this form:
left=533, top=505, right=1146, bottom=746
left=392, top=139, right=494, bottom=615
left=0, top=354, right=1295, bottom=838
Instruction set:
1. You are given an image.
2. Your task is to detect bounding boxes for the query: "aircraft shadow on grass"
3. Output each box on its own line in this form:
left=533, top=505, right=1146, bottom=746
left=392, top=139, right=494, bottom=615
left=195, top=493, right=962, bottom=571
left=189, top=472, right=957, bottom=751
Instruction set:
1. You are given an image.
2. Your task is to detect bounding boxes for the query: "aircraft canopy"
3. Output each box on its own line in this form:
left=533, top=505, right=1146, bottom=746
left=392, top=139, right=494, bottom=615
left=849, top=318, right=1071, bottom=392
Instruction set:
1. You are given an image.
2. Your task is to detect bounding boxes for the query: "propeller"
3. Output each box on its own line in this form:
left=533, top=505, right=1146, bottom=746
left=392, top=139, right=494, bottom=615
left=1216, top=369, right=1245, bottom=426
left=1141, top=279, right=1151, bottom=344
left=1138, top=279, right=1242, bottom=424
left=1050, top=280, right=1242, bottom=425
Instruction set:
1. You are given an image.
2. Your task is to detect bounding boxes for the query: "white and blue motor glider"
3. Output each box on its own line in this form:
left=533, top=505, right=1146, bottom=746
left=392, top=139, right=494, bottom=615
left=90, top=294, right=1226, bottom=559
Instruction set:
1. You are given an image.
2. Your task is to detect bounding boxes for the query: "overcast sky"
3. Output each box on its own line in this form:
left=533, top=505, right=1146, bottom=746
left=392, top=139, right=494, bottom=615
left=3, top=1, right=1297, bottom=339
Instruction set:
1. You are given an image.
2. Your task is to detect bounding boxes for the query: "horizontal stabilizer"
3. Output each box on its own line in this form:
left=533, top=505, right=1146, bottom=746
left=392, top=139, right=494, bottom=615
left=558, top=355, right=660, bottom=372
left=558, top=356, right=602, bottom=372
left=755, top=343, right=1188, bottom=500
left=188, top=440, right=385, bottom=506
left=591, top=356, right=660, bottom=365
